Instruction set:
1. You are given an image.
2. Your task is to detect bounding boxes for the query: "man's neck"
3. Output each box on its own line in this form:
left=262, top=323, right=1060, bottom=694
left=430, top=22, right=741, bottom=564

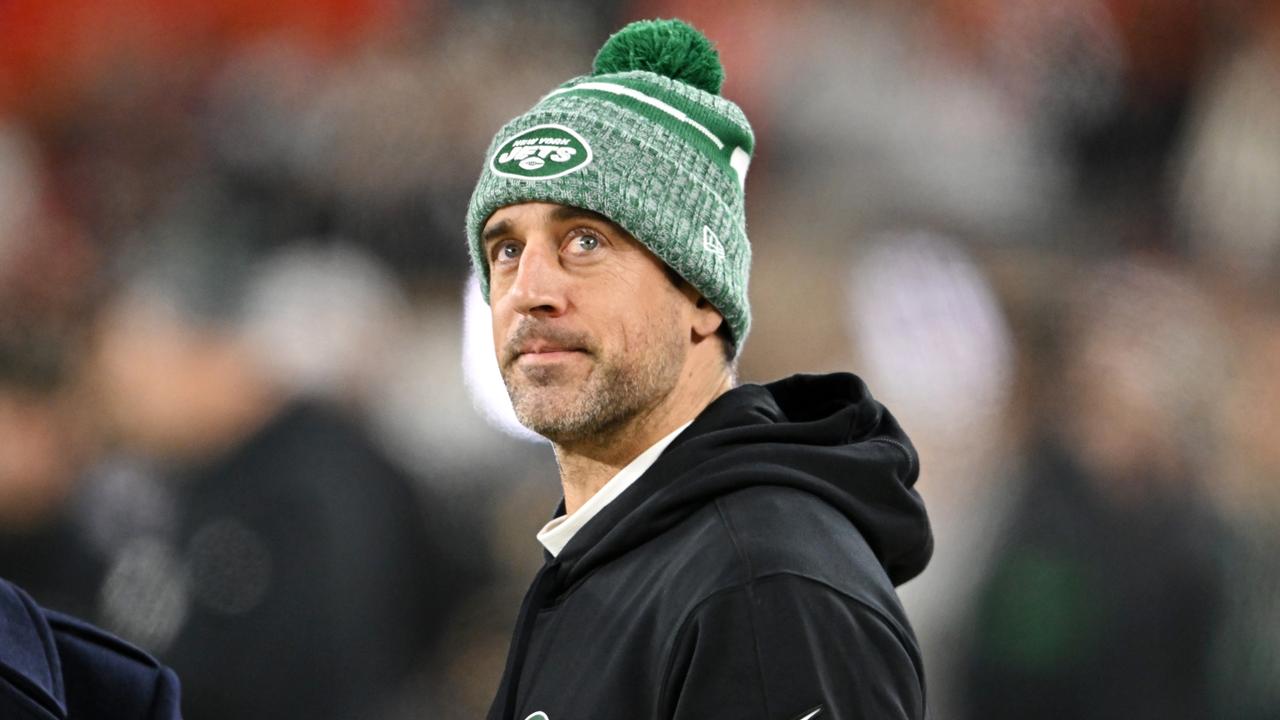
left=553, top=374, right=733, bottom=514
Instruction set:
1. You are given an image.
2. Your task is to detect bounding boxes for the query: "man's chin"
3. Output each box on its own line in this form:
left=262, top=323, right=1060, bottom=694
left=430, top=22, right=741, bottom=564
left=508, top=387, right=600, bottom=441
left=509, top=383, right=574, bottom=419
left=513, top=410, right=583, bottom=443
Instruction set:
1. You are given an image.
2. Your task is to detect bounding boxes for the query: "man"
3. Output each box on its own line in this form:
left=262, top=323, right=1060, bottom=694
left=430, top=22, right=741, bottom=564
left=467, top=19, right=933, bottom=720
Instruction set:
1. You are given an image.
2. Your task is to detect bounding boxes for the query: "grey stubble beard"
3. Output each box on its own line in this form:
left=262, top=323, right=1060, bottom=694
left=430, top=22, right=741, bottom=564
left=501, top=323, right=685, bottom=447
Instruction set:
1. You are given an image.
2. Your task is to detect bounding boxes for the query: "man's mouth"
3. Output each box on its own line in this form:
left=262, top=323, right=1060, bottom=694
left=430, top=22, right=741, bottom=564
left=516, top=348, right=587, bottom=364
left=521, top=341, right=579, bottom=354
left=506, top=328, right=593, bottom=368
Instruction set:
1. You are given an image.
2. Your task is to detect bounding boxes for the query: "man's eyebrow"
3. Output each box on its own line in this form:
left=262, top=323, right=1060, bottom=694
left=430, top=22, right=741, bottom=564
left=552, top=205, right=630, bottom=237
left=482, top=219, right=513, bottom=245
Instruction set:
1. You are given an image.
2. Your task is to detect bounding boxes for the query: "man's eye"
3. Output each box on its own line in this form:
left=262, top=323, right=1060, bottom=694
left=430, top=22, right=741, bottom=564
left=495, top=242, right=521, bottom=261
left=570, top=234, right=600, bottom=253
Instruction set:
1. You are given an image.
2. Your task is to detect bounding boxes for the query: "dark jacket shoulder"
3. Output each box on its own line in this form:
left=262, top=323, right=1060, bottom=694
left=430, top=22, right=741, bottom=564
left=0, top=578, right=182, bottom=720
left=713, top=485, right=914, bottom=628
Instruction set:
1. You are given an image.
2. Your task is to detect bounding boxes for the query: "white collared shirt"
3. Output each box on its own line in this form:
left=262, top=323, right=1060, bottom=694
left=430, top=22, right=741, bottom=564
left=537, top=421, right=693, bottom=557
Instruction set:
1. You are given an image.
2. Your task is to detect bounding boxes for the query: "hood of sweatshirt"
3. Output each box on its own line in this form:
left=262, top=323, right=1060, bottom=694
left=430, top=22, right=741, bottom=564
left=489, top=372, right=934, bottom=720
left=552, top=372, right=933, bottom=589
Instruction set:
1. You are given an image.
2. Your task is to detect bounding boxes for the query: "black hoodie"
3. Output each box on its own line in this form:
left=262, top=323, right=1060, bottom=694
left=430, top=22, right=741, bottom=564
left=488, top=373, right=933, bottom=720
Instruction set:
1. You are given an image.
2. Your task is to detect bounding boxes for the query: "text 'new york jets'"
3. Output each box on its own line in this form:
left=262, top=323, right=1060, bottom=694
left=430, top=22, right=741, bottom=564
left=491, top=124, right=593, bottom=180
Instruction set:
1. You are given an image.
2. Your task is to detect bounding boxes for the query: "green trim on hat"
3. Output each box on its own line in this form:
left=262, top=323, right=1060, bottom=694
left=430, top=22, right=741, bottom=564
left=552, top=74, right=754, bottom=151
left=546, top=74, right=753, bottom=188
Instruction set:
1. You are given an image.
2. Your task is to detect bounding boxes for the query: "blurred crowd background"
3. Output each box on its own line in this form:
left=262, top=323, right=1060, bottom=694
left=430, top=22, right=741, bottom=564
left=0, top=0, right=1277, bottom=717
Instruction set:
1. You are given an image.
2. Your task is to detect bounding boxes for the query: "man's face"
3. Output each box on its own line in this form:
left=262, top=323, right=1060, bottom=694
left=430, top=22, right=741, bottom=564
left=483, top=202, right=691, bottom=444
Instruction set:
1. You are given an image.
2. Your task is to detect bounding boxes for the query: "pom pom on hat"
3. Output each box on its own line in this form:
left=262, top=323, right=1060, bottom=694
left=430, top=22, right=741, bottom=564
left=592, top=18, right=724, bottom=95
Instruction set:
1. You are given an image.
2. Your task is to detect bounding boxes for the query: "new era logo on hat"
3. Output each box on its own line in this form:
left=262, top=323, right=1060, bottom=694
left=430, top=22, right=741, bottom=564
left=702, top=225, right=725, bottom=257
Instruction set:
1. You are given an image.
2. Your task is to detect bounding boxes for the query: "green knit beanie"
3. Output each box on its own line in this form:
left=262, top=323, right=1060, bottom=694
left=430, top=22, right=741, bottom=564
left=466, top=18, right=755, bottom=356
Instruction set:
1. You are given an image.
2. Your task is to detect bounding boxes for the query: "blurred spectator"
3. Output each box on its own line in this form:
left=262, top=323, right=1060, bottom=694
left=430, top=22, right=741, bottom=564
left=0, top=123, right=105, bottom=619
left=764, top=0, right=1066, bottom=244
left=77, top=244, right=479, bottom=719
left=1208, top=303, right=1280, bottom=718
left=0, top=325, right=104, bottom=619
left=1174, top=13, right=1280, bottom=283
left=960, top=260, right=1229, bottom=720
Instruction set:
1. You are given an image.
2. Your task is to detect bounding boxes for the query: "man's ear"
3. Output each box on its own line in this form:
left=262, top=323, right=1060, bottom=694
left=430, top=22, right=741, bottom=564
left=669, top=270, right=724, bottom=340
left=690, top=295, right=725, bottom=340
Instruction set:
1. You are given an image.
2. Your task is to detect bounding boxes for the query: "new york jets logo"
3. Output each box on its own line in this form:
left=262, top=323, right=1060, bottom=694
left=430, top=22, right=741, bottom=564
left=523, top=713, right=549, bottom=720
left=491, top=124, right=593, bottom=180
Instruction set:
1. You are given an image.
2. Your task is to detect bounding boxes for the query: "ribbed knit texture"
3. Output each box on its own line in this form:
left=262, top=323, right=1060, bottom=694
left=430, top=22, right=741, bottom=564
left=465, top=23, right=755, bottom=355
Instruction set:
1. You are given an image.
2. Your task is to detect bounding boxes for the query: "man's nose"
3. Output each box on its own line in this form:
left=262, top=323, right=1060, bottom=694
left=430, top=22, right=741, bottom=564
left=506, top=242, right=568, bottom=317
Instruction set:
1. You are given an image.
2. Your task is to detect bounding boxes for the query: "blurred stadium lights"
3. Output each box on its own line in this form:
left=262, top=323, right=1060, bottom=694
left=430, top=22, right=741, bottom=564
left=845, top=230, right=1015, bottom=447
